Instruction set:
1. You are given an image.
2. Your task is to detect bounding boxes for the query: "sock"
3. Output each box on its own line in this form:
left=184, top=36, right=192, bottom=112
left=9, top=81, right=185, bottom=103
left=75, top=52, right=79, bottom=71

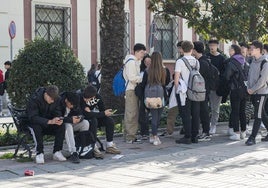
left=107, top=141, right=114, bottom=147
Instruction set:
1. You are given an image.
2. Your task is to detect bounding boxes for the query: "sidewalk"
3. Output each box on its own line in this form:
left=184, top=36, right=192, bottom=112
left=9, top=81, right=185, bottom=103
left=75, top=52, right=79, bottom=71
left=0, top=122, right=268, bottom=187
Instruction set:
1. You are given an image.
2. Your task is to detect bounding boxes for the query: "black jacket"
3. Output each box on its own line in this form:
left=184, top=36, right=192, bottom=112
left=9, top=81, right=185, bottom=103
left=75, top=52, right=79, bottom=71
left=27, top=87, right=62, bottom=127
left=79, top=92, right=106, bottom=119
left=59, top=92, right=83, bottom=124
left=198, top=55, right=210, bottom=92
left=206, top=53, right=226, bottom=75
left=225, top=58, right=249, bottom=90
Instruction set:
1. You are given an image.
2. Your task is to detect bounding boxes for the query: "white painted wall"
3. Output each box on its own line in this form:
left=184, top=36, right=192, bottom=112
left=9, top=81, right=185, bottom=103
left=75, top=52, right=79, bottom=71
left=182, top=19, right=193, bottom=41
left=77, top=0, right=91, bottom=73
left=0, top=0, right=24, bottom=72
left=134, top=0, right=146, bottom=45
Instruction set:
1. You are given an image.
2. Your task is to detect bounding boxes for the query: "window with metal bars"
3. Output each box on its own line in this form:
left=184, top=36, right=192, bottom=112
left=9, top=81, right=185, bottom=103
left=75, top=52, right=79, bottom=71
left=35, top=5, right=71, bottom=46
left=124, top=12, right=131, bottom=57
left=153, top=16, right=179, bottom=60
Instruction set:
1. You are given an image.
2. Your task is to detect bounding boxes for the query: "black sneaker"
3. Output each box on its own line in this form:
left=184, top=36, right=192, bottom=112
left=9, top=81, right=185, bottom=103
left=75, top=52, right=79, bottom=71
left=69, top=152, right=80, bottom=164
left=261, top=135, right=268, bottom=142
left=197, top=133, right=211, bottom=142
left=191, top=137, right=198, bottom=144
left=245, top=137, right=256, bottom=146
left=175, top=137, right=191, bottom=144
left=141, top=135, right=149, bottom=140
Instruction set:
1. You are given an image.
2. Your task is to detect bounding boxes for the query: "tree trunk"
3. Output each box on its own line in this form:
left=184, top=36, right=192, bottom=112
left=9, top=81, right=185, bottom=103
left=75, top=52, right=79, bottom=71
left=99, top=0, right=125, bottom=113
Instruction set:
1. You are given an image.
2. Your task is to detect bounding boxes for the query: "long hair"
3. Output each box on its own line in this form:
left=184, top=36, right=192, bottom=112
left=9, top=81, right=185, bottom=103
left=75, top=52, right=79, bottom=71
left=147, top=52, right=166, bottom=85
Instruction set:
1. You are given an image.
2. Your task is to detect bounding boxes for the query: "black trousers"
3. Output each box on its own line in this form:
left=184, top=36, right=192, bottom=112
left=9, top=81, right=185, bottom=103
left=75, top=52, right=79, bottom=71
left=200, top=95, right=210, bottom=134
left=138, top=100, right=149, bottom=136
left=176, top=94, right=200, bottom=139
left=30, top=124, right=65, bottom=154
left=230, top=89, right=246, bottom=132
left=89, top=116, right=115, bottom=142
left=250, top=95, right=267, bottom=138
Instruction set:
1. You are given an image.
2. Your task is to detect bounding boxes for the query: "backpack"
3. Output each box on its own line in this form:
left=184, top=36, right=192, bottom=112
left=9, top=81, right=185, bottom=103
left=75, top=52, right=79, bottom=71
left=112, top=58, right=134, bottom=96
left=181, top=57, right=206, bottom=102
left=75, top=131, right=95, bottom=159
left=88, top=72, right=101, bottom=91
left=144, top=84, right=164, bottom=109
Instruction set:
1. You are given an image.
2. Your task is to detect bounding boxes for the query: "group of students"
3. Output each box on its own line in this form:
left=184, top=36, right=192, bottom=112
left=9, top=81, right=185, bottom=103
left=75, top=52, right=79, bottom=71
left=122, top=39, right=268, bottom=147
left=27, top=85, right=121, bottom=164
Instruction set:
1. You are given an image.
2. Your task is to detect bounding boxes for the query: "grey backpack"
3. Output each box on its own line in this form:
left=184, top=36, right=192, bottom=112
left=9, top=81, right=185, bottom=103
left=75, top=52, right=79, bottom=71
left=181, top=57, right=206, bottom=102
left=144, top=84, right=164, bottom=109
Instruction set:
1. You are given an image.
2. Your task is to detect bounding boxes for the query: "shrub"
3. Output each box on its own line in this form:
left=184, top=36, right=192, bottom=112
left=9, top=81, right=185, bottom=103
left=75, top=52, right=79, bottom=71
left=7, top=38, right=87, bottom=107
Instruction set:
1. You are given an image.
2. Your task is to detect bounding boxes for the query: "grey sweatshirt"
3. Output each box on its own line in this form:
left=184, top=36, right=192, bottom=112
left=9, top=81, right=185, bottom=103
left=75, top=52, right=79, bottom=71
left=247, top=55, right=268, bottom=94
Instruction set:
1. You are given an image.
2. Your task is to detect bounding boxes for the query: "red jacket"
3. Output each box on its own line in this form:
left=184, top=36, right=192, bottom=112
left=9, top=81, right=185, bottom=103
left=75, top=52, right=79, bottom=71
left=0, top=70, right=4, bottom=83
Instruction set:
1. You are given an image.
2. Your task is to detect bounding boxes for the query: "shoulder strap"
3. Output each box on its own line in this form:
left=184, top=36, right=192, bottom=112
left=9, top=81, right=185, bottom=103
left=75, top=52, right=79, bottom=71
left=96, top=72, right=101, bottom=79
left=261, top=59, right=267, bottom=71
left=181, top=57, right=192, bottom=71
left=123, top=58, right=134, bottom=89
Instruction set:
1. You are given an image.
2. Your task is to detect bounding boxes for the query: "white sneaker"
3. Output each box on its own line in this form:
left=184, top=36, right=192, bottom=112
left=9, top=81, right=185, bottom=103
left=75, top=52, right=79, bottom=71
left=240, top=131, right=246, bottom=140
left=209, top=125, right=216, bottom=134
left=229, top=133, right=240, bottom=141
left=53, top=151, right=66, bottom=161
left=149, top=136, right=155, bottom=144
left=227, top=128, right=235, bottom=136
left=36, top=153, right=44, bottom=164
left=153, top=136, right=162, bottom=146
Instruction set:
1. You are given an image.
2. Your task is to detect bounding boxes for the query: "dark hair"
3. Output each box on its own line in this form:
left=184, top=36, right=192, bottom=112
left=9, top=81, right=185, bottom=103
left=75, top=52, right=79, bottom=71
left=251, top=40, right=263, bottom=53
left=134, top=43, right=146, bottom=52
left=181, top=41, right=194, bottom=53
left=231, top=44, right=241, bottom=55
left=83, top=85, right=97, bottom=99
left=193, top=41, right=205, bottom=54
left=65, top=92, right=80, bottom=108
left=239, top=42, right=249, bottom=48
left=140, top=54, right=151, bottom=72
left=177, top=41, right=183, bottom=47
left=208, top=39, right=219, bottom=44
left=45, top=85, right=59, bottom=100
left=264, top=44, right=268, bottom=52
left=4, top=61, right=11, bottom=66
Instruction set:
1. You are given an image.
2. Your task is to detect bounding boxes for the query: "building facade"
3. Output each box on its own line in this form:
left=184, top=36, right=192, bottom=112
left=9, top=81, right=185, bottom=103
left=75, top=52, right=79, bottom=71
left=0, top=0, right=205, bottom=74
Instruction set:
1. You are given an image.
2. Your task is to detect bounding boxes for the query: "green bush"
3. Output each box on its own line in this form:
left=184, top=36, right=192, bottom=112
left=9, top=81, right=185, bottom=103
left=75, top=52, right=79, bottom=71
left=219, top=101, right=231, bottom=122
left=7, top=38, right=87, bottom=107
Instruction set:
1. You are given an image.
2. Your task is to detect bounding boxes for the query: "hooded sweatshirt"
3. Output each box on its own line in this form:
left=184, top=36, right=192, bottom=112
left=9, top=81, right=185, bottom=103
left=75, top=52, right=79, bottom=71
left=123, top=55, right=142, bottom=91
left=247, top=55, right=268, bottom=95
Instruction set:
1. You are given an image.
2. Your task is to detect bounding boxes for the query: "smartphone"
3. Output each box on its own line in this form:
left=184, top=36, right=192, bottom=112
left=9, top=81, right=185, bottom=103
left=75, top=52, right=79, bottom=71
left=59, top=117, right=64, bottom=120
left=111, top=109, right=117, bottom=114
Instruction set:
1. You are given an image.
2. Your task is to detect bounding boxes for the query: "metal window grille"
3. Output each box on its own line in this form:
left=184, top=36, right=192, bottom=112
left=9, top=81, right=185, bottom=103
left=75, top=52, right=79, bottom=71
left=124, top=12, right=131, bottom=57
left=153, top=16, right=179, bottom=60
left=35, top=5, right=71, bottom=46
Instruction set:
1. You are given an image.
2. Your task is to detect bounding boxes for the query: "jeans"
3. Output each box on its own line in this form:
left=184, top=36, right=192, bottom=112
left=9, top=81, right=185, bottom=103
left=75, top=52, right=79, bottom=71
left=250, top=95, right=267, bottom=138
left=150, top=108, right=163, bottom=136
left=176, top=94, right=200, bottom=139
left=209, top=90, right=222, bottom=127
left=230, top=89, right=246, bottom=132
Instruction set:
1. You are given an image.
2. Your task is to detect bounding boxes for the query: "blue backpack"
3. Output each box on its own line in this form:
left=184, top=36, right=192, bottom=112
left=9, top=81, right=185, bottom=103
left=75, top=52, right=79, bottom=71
left=113, top=58, right=134, bottom=96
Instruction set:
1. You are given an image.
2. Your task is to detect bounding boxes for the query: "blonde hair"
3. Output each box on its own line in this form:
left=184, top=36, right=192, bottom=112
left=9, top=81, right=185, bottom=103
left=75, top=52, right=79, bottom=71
left=147, top=52, right=166, bottom=85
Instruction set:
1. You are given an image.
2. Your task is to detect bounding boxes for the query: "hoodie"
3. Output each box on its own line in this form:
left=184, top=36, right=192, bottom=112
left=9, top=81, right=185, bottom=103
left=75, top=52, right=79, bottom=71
left=27, top=87, right=62, bottom=127
left=247, top=55, right=268, bottom=95
left=123, top=55, right=142, bottom=91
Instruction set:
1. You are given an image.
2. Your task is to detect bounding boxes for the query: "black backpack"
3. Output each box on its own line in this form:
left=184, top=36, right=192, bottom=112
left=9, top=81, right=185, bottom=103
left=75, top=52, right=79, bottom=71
left=88, top=72, right=101, bottom=91
left=75, top=131, right=95, bottom=159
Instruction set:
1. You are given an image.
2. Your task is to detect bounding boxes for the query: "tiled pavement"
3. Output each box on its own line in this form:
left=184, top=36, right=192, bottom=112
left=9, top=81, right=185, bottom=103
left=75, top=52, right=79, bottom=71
left=0, top=122, right=268, bottom=188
